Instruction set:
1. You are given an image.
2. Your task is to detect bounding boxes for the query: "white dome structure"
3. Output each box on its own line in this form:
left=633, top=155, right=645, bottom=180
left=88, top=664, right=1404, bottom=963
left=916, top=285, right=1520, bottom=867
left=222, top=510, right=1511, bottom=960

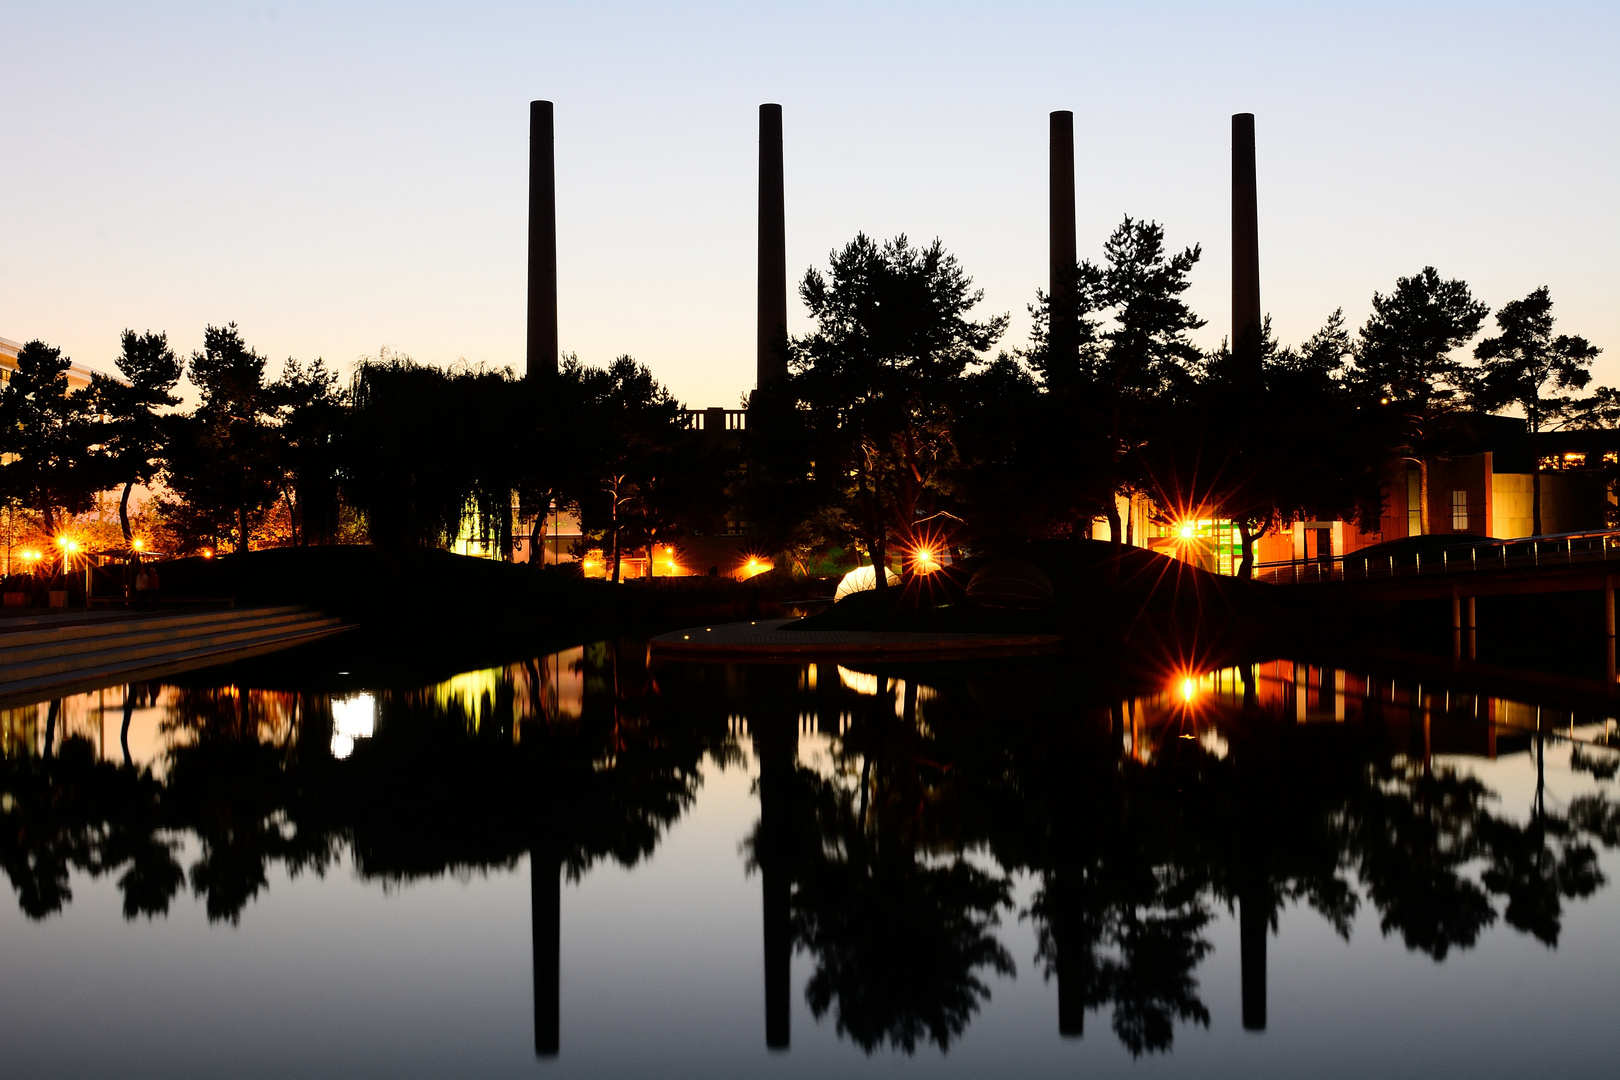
left=834, top=565, right=899, bottom=601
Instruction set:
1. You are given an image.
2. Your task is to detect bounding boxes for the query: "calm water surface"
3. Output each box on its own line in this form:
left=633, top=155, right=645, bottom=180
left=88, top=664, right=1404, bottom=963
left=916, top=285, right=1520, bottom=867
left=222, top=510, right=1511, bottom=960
left=0, top=647, right=1616, bottom=1079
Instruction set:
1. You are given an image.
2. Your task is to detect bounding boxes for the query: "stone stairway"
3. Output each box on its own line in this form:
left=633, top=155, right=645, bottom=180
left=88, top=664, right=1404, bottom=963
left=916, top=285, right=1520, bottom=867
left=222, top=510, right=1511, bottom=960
left=0, top=606, right=350, bottom=706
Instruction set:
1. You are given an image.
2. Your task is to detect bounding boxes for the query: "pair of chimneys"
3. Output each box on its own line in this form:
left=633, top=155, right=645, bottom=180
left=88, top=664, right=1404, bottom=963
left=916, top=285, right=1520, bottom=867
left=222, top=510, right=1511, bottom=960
left=525, top=105, right=1261, bottom=387
left=523, top=101, right=788, bottom=395
left=1045, top=110, right=1261, bottom=373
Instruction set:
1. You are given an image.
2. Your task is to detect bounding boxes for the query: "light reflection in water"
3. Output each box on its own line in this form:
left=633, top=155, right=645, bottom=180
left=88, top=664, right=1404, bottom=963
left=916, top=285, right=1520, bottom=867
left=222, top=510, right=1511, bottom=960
left=0, top=647, right=1614, bottom=1070
left=330, top=694, right=375, bottom=759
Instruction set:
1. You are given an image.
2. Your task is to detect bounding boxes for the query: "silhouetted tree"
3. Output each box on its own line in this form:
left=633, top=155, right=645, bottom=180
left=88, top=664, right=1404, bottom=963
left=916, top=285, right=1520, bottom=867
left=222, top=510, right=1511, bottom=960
left=789, top=234, right=1006, bottom=584
left=565, top=355, right=703, bottom=582
left=1087, top=217, right=1205, bottom=547
left=0, top=340, right=95, bottom=537
left=269, top=357, right=346, bottom=544
left=84, top=330, right=183, bottom=544
left=1348, top=268, right=1489, bottom=535
left=343, top=352, right=522, bottom=551
left=1189, top=311, right=1383, bottom=576
left=1471, top=287, right=1602, bottom=535
left=162, top=324, right=282, bottom=553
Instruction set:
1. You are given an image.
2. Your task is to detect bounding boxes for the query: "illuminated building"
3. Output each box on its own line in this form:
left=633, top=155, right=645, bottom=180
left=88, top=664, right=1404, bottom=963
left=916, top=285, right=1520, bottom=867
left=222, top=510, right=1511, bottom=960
left=0, top=335, right=102, bottom=392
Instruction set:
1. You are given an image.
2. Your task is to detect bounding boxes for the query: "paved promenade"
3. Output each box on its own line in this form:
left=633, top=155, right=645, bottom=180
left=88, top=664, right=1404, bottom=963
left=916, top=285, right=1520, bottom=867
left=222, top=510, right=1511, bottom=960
left=650, top=619, right=1064, bottom=661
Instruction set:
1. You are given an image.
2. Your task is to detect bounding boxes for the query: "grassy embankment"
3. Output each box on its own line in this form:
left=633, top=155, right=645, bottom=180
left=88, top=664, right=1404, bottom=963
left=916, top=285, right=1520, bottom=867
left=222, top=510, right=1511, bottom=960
left=794, top=539, right=1287, bottom=670
left=159, top=545, right=828, bottom=682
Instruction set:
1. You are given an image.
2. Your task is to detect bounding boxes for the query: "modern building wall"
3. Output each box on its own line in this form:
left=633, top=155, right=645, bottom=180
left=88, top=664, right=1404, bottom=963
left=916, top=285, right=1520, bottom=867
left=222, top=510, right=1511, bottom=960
left=510, top=506, right=584, bottom=566
left=1088, top=493, right=1153, bottom=547
left=1491, top=472, right=1605, bottom=538
left=1235, top=447, right=1617, bottom=575
left=1425, top=453, right=1494, bottom=536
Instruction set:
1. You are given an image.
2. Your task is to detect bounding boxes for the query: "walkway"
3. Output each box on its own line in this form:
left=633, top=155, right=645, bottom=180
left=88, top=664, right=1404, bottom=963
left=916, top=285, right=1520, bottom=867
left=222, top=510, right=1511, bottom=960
left=650, top=619, right=1063, bottom=661
left=0, top=605, right=350, bottom=707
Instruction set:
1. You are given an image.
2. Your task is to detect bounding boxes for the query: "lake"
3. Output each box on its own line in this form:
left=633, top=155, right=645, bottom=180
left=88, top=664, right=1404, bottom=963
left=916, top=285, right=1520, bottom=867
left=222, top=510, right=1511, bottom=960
left=0, top=643, right=1615, bottom=1079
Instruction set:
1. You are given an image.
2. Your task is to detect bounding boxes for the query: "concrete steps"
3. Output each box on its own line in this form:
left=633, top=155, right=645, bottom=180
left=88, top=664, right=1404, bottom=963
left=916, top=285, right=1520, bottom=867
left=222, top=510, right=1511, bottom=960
left=0, top=605, right=351, bottom=706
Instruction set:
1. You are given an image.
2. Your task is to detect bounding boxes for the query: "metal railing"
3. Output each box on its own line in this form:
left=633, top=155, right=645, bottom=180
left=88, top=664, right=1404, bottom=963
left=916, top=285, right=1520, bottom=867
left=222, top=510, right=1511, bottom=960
left=1255, top=528, right=1620, bottom=585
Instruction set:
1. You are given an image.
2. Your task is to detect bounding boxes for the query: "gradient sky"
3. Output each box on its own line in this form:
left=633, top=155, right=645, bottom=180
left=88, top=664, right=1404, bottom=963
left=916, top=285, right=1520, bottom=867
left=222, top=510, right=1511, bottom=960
left=2, top=2, right=1615, bottom=409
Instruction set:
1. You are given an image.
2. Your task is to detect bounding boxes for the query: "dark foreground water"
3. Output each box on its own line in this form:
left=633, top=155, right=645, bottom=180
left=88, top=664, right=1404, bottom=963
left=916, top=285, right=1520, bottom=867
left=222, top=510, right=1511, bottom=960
left=0, top=647, right=1616, bottom=1079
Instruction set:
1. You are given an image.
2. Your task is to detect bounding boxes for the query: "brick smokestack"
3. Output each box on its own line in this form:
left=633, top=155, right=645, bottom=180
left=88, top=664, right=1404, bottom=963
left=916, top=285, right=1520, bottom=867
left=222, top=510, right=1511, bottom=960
left=527, top=100, right=558, bottom=379
left=1231, top=112, right=1262, bottom=366
left=1048, top=110, right=1078, bottom=384
left=757, top=104, right=788, bottom=393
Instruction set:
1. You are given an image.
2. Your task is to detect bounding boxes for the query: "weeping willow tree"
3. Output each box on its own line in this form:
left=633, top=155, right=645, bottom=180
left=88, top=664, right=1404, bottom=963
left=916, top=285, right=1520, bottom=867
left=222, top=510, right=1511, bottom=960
left=343, top=352, right=525, bottom=552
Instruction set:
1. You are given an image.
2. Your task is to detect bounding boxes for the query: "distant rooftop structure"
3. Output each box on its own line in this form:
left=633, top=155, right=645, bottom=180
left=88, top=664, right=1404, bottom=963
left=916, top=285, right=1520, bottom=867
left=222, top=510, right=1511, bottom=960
left=0, top=335, right=103, bottom=393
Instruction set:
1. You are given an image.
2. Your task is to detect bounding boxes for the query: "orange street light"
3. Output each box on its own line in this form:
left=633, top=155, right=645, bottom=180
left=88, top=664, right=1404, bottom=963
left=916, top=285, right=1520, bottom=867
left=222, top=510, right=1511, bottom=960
left=738, top=555, right=773, bottom=580
left=131, top=537, right=145, bottom=551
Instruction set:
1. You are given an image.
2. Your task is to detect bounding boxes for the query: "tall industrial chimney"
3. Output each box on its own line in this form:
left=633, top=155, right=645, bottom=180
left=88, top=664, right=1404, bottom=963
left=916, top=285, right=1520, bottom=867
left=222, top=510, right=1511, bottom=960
left=527, top=100, right=558, bottom=379
left=1231, top=113, right=1261, bottom=366
left=757, top=104, right=788, bottom=393
left=1048, top=110, right=1078, bottom=384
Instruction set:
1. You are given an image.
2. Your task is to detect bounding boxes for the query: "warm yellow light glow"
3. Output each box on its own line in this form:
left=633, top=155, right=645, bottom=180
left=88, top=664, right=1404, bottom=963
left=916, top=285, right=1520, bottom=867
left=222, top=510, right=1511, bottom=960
left=21, top=550, right=41, bottom=561
left=1180, top=677, right=1196, bottom=702
left=200, top=548, right=214, bottom=559
left=838, top=665, right=879, bottom=696
left=911, top=546, right=941, bottom=573
left=1178, top=523, right=1196, bottom=539
left=131, top=538, right=144, bottom=551
left=738, top=554, right=774, bottom=580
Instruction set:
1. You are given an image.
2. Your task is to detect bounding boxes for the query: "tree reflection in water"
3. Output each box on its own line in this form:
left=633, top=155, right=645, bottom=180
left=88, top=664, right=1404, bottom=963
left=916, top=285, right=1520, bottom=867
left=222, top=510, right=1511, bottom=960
left=0, top=652, right=1615, bottom=1062
left=0, top=643, right=736, bottom=1057
left=746, top=659, right=1620, bottom=1058
left=753, top=671, right=1015, bottom=1054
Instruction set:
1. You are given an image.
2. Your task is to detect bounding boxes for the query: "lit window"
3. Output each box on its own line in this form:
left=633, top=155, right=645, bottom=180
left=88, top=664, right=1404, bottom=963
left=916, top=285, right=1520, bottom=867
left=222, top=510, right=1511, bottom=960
left=1451, top=490, right=1468, bottom=531
left=1407, top=470, right=1422, bottom=536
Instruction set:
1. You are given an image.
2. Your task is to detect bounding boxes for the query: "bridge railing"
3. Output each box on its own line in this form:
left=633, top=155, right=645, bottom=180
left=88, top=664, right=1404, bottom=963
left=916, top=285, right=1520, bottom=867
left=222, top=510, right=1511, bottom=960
left=1255, top=528, right=1620, bottom=585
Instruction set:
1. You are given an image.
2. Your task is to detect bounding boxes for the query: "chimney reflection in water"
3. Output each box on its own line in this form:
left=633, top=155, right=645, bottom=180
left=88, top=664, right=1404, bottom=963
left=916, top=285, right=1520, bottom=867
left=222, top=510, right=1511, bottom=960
left=751, top=666, right=797, bottom=1050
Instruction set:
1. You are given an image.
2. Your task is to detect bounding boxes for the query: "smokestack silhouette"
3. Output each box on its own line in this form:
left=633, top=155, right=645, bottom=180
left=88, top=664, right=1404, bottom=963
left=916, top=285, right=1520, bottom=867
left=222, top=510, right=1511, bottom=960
left=528, top=100, right=558, bottom=379
left=1231, top=113, right=1261, bottom=366
left=532, top=848, right=560, bottom=1056
left=1049, top=110, right=1078, bottom=384
left=757, top=104, right=788, bottom=394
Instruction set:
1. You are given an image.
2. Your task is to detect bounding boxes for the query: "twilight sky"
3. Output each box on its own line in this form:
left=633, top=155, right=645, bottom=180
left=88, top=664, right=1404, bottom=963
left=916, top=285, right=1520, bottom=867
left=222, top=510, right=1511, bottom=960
left=1, top=1, right=1615, bottom=409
